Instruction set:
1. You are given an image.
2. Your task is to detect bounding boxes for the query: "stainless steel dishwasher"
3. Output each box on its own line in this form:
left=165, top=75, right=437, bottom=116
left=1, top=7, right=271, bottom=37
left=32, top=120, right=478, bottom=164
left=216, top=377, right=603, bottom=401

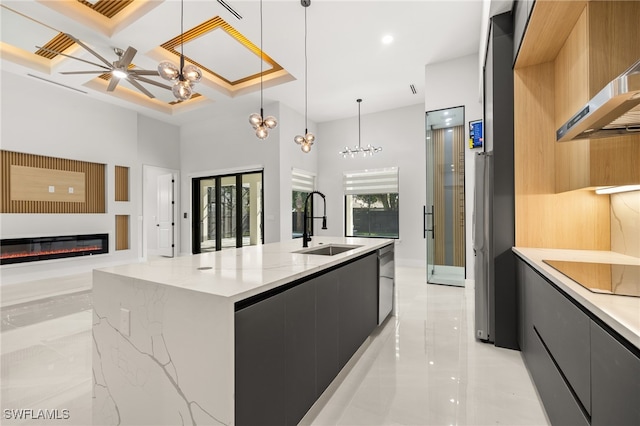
left=378, top=243, right=395, bottom=325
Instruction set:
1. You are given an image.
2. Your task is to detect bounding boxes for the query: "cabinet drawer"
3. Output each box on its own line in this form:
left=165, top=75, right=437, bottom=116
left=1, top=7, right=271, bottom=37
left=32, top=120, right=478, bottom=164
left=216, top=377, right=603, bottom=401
left=591, top=321, right=640, bottom=426
left=530, top=270, right=591, bottom=414
left=528, top=325, right=590, bottom=426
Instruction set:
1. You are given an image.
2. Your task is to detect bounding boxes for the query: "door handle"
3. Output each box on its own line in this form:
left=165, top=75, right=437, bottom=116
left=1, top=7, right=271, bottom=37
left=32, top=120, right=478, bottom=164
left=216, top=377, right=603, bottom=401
left=424, top=205, right=434, bottom=240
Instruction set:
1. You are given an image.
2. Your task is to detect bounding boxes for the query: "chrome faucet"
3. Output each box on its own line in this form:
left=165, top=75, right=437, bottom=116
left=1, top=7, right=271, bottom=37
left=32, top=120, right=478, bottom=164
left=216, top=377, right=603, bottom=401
left=302, top=191, right=327, bottom=247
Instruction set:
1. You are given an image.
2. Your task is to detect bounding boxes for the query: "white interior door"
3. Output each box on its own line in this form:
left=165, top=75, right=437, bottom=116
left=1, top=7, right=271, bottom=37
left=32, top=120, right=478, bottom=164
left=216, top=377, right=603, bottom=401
left=157, top=173, right=174, bottom=257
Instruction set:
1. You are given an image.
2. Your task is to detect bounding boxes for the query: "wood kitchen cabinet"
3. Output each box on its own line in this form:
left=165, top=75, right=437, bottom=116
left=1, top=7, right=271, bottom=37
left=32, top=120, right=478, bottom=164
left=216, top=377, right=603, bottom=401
left=514, top=0, right=639, bottom=250
left=516, top=255, right=640, bottom=426
left=235, top=252, right=379, bottom=426
left=553, top=0, right=640, bottom=192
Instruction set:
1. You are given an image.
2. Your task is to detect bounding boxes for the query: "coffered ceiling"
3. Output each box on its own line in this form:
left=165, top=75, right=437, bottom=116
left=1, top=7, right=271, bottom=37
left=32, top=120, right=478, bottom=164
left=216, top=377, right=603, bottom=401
left=0, top=1, right=506, bottom=125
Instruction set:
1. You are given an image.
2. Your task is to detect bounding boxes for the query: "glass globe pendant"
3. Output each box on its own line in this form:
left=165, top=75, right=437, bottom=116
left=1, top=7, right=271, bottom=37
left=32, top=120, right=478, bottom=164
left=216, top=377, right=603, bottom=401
left=249, top=0, right=277, bottom=140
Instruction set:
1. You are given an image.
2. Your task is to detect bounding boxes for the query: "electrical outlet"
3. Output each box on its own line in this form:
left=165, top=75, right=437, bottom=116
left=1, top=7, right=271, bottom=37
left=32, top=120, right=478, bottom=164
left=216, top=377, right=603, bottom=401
left=48, top=186, right=55, bottom=193
left=68, top=187, right=74, bottom=194
left=120, top=308, right=130, bottom=336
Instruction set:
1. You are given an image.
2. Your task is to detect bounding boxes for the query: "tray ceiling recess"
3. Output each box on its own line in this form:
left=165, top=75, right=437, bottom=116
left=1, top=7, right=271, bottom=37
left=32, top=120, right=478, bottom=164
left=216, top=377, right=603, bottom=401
left=155, top=16, right=292, bottom=96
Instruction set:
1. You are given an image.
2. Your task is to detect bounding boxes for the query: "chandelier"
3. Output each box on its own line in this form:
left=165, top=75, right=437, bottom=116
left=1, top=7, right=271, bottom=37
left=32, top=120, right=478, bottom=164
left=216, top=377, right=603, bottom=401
left=339, top=99, right=382, bottom=158
left=294, top=0, right=315, bottom=153
left=249, top=0, right=277, bottom=139
left=157, top=0, right=202, bottom=101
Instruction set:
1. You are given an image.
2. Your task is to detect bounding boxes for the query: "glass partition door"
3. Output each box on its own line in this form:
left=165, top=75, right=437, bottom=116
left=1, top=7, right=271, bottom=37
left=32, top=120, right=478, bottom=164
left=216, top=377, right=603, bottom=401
left=426, top=107, right=466, bottom=286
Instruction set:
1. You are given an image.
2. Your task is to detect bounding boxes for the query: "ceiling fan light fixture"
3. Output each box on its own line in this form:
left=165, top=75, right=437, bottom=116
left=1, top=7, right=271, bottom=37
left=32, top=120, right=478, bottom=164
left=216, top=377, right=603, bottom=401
left=111, top=69, right=128, bottom=79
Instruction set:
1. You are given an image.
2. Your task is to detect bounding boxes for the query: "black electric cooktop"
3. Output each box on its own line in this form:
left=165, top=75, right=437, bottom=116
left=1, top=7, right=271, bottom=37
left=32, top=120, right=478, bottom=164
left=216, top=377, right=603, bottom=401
left=543, top=260, right=640, bottom=298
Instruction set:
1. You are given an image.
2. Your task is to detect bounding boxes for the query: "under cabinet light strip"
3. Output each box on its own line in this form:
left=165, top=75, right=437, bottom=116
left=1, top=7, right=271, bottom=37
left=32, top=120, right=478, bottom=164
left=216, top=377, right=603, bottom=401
left=595, top=185, right=640, bottom=195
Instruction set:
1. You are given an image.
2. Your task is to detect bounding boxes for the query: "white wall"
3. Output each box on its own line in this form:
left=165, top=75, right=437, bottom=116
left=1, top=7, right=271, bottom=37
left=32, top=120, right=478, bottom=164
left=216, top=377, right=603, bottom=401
left=0, top=71, right=180, bottom=285
left=425, top=53, right=482, bottom=280
left=178, top=101, right=318, bottom=252
left=316, top=103, right=426, bottom=267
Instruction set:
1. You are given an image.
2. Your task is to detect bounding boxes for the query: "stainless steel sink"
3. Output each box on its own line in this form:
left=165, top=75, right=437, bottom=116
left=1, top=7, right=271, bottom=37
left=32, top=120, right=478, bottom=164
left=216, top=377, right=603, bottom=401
left=294, top=244, right=362, bottom=256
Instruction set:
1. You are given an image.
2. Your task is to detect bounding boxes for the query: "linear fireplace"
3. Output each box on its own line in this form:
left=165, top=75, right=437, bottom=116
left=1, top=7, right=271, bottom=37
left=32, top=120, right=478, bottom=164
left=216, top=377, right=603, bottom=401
left=0, top=234, right=109, bottom=265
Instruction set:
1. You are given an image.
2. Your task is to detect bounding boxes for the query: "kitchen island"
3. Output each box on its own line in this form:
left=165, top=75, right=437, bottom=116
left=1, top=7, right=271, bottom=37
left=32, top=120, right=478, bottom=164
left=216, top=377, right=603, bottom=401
left=92, top=237, right=394, bottom=426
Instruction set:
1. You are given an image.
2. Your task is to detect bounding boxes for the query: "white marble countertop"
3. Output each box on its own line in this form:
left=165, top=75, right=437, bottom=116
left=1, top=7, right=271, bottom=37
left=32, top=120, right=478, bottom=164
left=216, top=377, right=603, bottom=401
left=513, top=247, right=640, bottom=350
left=94, top=237, right=393, bottom=302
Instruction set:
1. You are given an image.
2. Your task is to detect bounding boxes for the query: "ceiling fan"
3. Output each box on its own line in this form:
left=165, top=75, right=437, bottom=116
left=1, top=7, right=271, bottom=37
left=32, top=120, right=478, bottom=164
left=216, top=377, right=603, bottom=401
left=36, top=33, right=171, bottom=99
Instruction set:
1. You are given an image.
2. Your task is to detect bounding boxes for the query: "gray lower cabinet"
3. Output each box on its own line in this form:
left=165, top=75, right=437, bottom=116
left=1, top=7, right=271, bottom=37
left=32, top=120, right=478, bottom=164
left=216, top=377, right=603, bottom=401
left=235, top=252, right=378, bottom=426
left=284, top=279, right=317, bottom=425
left=516, top=256, right=640, bottom=426
left=235, top=291, right=286, bottom=426
left=337, top=253, right=378, bottom=369
left=591, top=321, right=640, bottom=426
left=517, top=258, right=589, bottom=425
left=315, top=271, right=339, bottom=396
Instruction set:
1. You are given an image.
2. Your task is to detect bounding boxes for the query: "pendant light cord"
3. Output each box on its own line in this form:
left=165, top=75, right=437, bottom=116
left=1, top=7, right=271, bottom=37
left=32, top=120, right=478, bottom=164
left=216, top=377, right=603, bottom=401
left=304, top=5, right=308, bottom=132
left=179, top=0, right=184, bottom=73
left=260, top=0, right=264, bottom=113
left=358, top=100, right=361, bottom=149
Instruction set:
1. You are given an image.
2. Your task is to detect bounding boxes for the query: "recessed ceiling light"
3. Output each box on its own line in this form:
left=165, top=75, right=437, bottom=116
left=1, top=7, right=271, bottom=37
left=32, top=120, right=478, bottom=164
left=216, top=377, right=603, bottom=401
left=382, top=35, right=393, bottom=45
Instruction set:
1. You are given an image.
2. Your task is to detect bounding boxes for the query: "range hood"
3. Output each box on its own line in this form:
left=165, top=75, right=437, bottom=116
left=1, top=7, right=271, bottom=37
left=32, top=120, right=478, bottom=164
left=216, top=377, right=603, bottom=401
left=557, top=59, right=640, bottom=142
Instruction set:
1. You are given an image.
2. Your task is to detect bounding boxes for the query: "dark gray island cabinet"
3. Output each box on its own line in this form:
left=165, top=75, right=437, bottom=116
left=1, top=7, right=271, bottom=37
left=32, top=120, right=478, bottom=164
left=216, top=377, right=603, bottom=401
left=235, top=252, right=378, bottom=426
left=515, top=255, right=640, bottom=426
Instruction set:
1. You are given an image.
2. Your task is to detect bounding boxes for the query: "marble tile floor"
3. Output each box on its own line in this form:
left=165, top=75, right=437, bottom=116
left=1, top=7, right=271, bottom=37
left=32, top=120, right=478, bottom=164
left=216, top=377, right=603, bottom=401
left=0, top=267, right=549, bottom=425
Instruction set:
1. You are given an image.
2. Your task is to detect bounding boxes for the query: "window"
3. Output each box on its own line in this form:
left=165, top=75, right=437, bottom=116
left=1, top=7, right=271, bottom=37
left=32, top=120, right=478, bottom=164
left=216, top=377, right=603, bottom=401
left=292, top=169, right=315, bottom=239
left=344, top=167, right=399, bottom=238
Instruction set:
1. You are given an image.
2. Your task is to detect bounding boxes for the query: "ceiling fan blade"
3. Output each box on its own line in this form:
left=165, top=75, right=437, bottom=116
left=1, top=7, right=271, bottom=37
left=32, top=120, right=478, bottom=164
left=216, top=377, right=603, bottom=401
left=128, top=70, right=160, bottom=76
left=60, top=70, right=109, bottom=75
left=107, top=76, right=120, bottom=92
left=63, top=33, right=113, bottom=68
left=118, top=46, right=137, bottom=68
left=35, top=46, right=111, bottom=70
left=128, top=78, right=156, bottom=99
left=131, top=75, right=172, bottom=90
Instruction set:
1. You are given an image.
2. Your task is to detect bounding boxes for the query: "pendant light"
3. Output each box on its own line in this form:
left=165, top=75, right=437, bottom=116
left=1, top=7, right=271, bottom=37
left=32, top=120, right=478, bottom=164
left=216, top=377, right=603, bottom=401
left=158, top=0, right=202, bottom=101
left=294, top=0, right=315, bottom=153
left=339, top=98, right=382, bottom=158
left=249, top=0, right=277, bottom=139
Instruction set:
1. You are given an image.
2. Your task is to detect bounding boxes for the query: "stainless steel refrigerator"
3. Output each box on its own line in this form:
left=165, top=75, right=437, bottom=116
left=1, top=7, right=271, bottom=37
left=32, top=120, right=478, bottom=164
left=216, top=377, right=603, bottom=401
left=473, top=151, right=494, bottom=342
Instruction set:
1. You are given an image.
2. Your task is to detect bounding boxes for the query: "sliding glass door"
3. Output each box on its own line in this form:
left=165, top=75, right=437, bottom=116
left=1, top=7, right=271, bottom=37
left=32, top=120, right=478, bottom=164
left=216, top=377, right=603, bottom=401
left=192, top=171, right=263, bottom=253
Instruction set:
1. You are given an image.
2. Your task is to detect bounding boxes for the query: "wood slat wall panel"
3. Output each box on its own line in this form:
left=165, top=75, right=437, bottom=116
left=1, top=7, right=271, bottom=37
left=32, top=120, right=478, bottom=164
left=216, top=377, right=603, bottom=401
left=0, top=150, right=105, bottom=213
left=433, top=128, right=445, bottom=265
left=115, top=166, right=129, bottom=201
left=453, top=126, right=465, bottom=267
left=115, top=215, right=129, bottom=251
